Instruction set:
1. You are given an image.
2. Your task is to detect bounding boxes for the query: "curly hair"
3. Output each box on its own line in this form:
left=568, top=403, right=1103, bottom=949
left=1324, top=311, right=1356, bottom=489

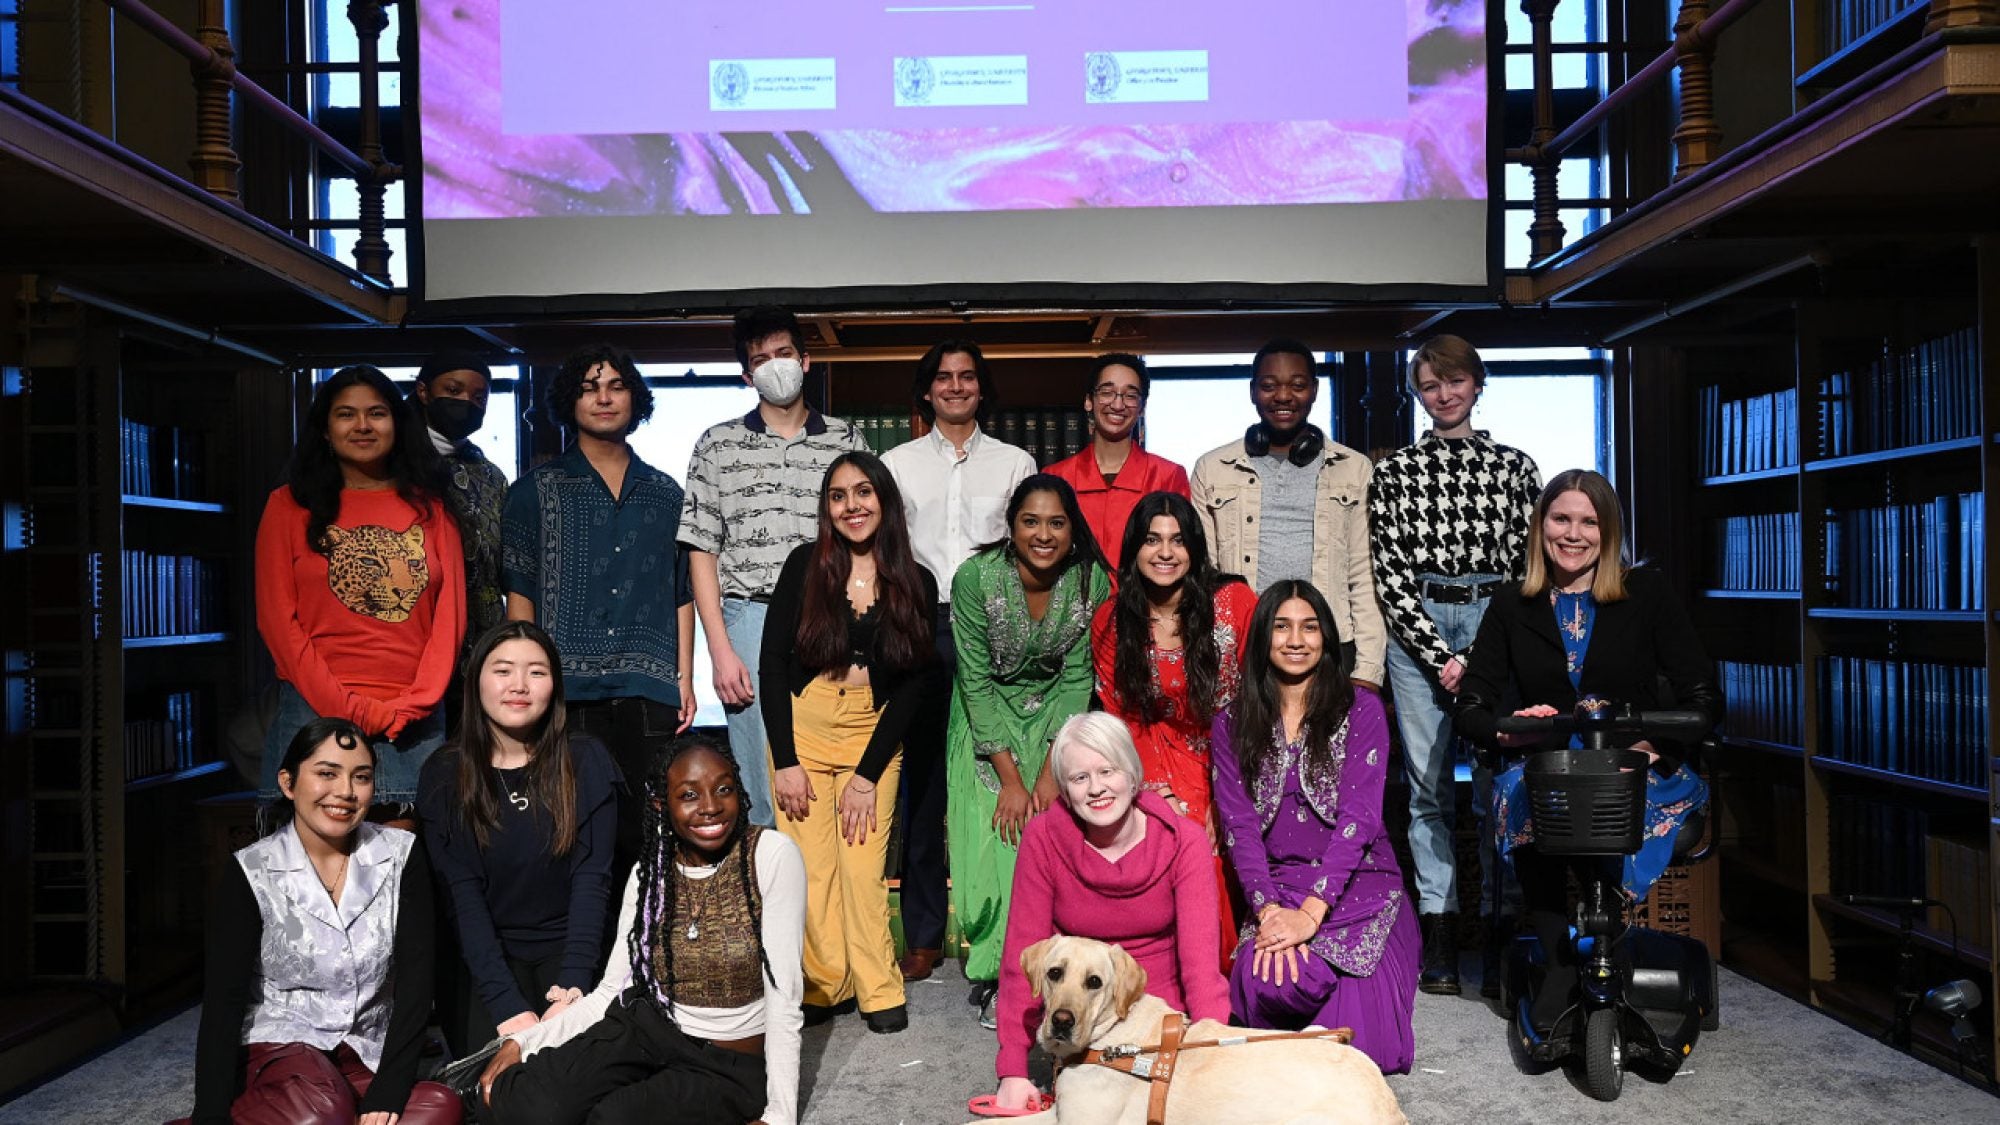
left=544, top=344, right=655, bottom=435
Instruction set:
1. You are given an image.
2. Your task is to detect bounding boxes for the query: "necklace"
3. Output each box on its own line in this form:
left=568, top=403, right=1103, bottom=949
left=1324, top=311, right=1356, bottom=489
left=852, top=576, right=872, bottom=587
left=497, top=765, right=530, bottom=812
left=677, top=859, right=722, bottom=941
left=317, top=851, right=350, bottom=903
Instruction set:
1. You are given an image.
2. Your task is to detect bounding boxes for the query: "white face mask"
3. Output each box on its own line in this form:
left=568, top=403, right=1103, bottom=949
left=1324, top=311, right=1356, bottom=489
left=750, top=357, right=806, bottom=405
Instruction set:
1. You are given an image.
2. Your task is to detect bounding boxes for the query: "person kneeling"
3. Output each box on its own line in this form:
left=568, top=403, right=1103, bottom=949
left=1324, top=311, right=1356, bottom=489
left=472, top=734, right=805, bottom=1125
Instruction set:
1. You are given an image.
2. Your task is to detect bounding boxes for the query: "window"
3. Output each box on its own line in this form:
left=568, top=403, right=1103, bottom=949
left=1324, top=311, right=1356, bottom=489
left=0, top=0, right=19, bottom=90
left=308, top=0, right=407, bottom=284
left=1502, top=0, right=1614, bottom=267
left=1141, top=354, right=1335, bottom=471
left=1410, top=347, right=1604, bottom=479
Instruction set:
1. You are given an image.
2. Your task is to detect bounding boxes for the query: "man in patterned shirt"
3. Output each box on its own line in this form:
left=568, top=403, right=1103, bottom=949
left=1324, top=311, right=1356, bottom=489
left=1370, top=334, right=1541, bottom=997
left=680, top=306, right=869, bottom=828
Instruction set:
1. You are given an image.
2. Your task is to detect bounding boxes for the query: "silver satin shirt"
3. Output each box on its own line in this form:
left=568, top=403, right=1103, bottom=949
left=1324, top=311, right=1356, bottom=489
left=236, top=821, right=413, bottom=1070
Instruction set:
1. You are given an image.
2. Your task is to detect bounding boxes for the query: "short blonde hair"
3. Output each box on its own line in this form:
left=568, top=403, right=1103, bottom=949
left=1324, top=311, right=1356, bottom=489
left=1048, top=712, right=1145, bottom=788
left=1406, top=333, right=1487, bottom=395
left=1521, top=468, right=1629, bottom=603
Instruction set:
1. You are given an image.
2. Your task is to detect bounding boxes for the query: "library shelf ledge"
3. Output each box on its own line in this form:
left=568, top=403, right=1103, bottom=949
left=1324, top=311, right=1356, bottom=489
left=1813, top=896, right=1992, bottom=971
left=1701, top=588, right=1802, bottom=600
left=1719, top=846, right=1806, bottom=893
left=1806, top=607, right=1983, bottom=622
left=1721, top=736, right=1805, bottom=759
left=1698, top=465, right=1797, bottom=487
left=123, top=632, right=230, bottom=649
left=1802, top=436, right=1982, bottom=472
left=1809, top=756, right=1989, bottom=801
left=121, top=494, right=228, bottom=513
left=1793, top=0, right=1930, bottom=91
left=125, top=760, right=229, bottom=793
left=1811, top=978, right=1996, bottom=1082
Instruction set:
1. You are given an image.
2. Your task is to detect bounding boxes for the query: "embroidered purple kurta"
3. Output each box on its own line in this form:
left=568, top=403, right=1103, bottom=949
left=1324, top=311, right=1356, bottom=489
left=1211, top=688, right=1419, bottom=1073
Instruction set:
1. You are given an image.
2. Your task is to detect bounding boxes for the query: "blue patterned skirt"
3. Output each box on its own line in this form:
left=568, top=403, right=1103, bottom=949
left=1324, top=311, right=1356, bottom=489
left=1493, top=759, right=1708, bottom=902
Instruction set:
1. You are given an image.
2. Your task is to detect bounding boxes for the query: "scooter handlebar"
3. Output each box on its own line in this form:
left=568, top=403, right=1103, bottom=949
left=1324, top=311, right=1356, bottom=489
left=1494, top=707, right=1713, bottom=742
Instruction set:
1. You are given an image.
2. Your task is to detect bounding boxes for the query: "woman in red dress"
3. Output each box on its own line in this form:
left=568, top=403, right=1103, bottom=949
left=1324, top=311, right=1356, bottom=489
left=1091, top=491, right=1254, bottom=958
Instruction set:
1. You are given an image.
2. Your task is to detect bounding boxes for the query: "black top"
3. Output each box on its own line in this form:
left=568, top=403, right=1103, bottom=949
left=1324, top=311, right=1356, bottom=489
left=760, top=543, right=939, bottom=783
left=1453, top=567, right=1723, bottom=773
left=192, top=842, right=434, bottom=1123
left=416, top=732, right=619, bottom=1020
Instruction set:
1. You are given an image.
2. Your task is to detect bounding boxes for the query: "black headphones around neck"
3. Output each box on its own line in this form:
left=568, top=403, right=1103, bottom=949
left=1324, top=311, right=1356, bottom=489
left=1243, top=422, right=1325, bottom=466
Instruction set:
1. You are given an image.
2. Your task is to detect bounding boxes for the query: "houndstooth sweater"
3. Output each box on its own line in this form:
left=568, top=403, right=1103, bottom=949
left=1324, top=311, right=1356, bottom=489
left=1369, top=430, right=1541, bottom=672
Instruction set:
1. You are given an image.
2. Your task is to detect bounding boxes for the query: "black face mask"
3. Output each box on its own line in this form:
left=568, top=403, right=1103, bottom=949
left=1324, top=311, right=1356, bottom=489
left=425, top=396, right=485, bottom=442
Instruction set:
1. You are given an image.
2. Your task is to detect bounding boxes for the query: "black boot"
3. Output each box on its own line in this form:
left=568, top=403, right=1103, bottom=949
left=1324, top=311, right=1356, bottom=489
left=1419, top=912, right=1462, bottom=996
left=1481, top=915, right=1514, bottom=999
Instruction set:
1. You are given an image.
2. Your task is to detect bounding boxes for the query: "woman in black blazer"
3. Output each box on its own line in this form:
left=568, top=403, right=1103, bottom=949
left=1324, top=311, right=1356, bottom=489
left=1454, top=469, right=1721, bottom=1031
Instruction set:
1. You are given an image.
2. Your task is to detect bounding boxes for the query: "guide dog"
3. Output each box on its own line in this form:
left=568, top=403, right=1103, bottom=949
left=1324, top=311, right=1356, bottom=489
left=965, top=935, right=1408, bottom=1124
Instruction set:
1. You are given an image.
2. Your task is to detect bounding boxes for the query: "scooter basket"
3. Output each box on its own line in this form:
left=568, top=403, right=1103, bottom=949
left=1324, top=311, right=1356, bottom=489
left=1523, top=748, right=1650, bottom=855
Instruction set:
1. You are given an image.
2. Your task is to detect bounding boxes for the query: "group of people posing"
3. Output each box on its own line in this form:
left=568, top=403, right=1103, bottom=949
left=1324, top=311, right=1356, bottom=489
left=187, top=310, right=1722, bottom=1124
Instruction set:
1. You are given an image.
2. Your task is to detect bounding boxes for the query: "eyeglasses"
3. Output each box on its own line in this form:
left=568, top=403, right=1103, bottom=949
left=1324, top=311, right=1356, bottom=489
left=1091, top=387, right=1143, bottom=406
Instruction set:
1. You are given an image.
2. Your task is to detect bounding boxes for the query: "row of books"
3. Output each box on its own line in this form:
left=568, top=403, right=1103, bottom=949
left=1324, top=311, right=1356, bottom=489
left=1817, top=656, right=1988, bottom=788
left=845, top=408, right=1091, bottom=467
left=1822, top=492, right=1983, bottom=610
left=1926, top=834, right=1993, bottom=955
left=1696, top=385, right=1798, bottom=479
left=120, top=551, right=224, bottom=639
left=123, top=688, right=213, bottom=782
left=1819, top=0, right=1924, bottom=57
left=1828, top=795, right=1929, bottom=903
left=848, top=411, right=917, bottom=455
left=1716, top=660, right=1802, bottom=747
left=1816, top=326, right=1980, bottom=458
left=1708, top=513, right=1800, bottom=592
left=120, top=419, right=210, bottom=501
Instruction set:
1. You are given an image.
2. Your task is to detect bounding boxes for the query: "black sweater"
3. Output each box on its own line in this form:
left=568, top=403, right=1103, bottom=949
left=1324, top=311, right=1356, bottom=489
left=760, top=543, right=938, bottom=783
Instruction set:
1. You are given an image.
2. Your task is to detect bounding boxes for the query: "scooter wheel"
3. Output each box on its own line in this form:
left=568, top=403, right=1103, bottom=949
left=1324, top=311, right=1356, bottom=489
left=1582, top=1007, right=1624, bottom=1101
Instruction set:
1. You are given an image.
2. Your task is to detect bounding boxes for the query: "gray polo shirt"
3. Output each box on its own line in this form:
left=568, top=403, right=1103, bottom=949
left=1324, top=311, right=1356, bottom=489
left=1255, top=452, right=1319, bottom=588
left=677, top=407, right=868, bottom=598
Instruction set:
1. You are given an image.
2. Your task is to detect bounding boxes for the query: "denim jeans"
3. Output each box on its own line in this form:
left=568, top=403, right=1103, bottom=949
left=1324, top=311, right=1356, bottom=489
left=261, top=681, right=444, bottom=805
left=1383, top=574, right=1502, bottom=916
left=721, top=596, right=776, bottom=828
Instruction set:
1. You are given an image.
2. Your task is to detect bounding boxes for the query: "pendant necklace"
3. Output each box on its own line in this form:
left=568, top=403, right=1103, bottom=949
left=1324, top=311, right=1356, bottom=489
left=317, top=851, right=350, bottom=904
left=678, top=859, right=720, bottom=940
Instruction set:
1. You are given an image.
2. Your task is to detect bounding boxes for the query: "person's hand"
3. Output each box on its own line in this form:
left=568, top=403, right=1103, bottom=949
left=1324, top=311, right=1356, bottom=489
left=1439, top=656, right=1465, bottom=694
left=357, top=1113, right=398, bottom=1125
left=996, top=1076, right=1043, bottom=1111
left=710, top=644, right=755, bottom=708
left=1256, top=903, right=1318, bottom=951
left=478, top=1039, right=523, bottom=1107
left=676, top=681, right=697, bottom=733
left=993, top=780, right=1034, bottom=847
left=494, top=1011, right=538, bottom=1036
left=1497, top=704, right=1560, bottom=748
left=542, top=985, right=582, bottom=1021
left=1031, top=770, right=1061, bottom=815
left=1252, top=936, right=1305, bottom=987
left=1626, top=739, right=1661, bottom=771
left=838, top=776, right=879, bottom=846
left=773, top=765, right=814, bottom=822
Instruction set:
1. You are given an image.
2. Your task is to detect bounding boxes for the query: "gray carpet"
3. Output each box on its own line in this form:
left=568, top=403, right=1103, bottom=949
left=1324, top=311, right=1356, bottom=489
left=5, top=958, right=1995, bottom=1123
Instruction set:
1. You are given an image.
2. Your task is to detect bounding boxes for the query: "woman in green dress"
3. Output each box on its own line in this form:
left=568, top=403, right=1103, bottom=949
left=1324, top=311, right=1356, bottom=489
left=946, top=475, right=1112, bottom=1027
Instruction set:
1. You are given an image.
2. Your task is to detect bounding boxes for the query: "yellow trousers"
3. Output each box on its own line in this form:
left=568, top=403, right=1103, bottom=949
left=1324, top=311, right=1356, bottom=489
left=771, top=678, right=905, bottom=1013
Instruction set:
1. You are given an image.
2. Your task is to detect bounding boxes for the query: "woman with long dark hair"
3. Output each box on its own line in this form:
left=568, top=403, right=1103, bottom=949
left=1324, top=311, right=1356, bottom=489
left=1090, top=491, right=1254, bottom=953
left=944, top=475, right=1111, bottom=1027
left=760, top=450, right=937, bottom=1034
left=255, top=364, right=465, bottom=809
left=1211, top=581, right=1419, bottom=1073
left=417, top=622, right=619, bottom=1054
left=184, top=718, right=459, bottom=1125
left=472, top=734, right=807, bottom=1125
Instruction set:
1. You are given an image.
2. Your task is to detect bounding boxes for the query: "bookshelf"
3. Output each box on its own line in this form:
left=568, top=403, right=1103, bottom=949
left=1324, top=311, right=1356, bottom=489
left=830, top=355, right=1095, bottom=467
left=1675, top=250, right=2000, bottom=1080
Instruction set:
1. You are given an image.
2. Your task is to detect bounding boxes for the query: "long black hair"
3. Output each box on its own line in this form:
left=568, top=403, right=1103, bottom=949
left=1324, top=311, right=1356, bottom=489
left=446, top=621, right=581, bottom=855
left=628, top=734, right=774, bottom=1020
left=265, top=716, right=374, bottom=834
left=1111, top=492, right=1235, bottom=723
left=796, top=451, right=933, bottom=673
left=1230, top=581, right=1355, bottom=788
left=285, top=365, right=451, bottom=555
left=976, top=474, right=1111, bottom=577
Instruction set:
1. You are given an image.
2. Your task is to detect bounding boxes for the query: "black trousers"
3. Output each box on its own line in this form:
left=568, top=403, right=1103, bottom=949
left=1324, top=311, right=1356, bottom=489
left=435, top=938, right=566, bottom=1057
left=568, top=697, right=683, bottom=896
left=895, top=608, right=956, bottom=950
left=482, top=992, right=765, bottom=1125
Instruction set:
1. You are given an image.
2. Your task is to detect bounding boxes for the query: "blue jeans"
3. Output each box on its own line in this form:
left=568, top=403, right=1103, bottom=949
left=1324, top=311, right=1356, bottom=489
left=261, top=681, right=445, bottom=805
left=1383, top=574, right=1501, bottom=916
left=722, top=596, right=776, bottom=828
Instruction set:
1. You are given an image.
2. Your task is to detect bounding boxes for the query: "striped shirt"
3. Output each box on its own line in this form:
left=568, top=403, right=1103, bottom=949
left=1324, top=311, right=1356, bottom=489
left=677, top=408, right=869, bottom=599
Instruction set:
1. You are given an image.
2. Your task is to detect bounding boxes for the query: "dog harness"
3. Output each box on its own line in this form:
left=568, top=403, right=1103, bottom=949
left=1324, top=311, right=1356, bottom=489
left=1066, top=1013, right=1356, bottom=1125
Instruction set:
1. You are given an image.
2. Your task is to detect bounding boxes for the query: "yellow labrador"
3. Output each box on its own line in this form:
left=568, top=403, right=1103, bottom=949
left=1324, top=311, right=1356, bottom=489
left=966, top=935, right=1407, bottom=1125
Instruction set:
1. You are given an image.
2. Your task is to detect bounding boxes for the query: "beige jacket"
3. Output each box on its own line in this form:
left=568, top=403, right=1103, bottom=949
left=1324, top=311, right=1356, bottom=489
left=1189, top=437, right=1388, bottom=686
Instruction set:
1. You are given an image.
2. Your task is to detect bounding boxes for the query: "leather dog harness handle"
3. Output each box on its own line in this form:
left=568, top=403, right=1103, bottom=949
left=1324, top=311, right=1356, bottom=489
left=1070, top=1016, right=1356, bottom=1125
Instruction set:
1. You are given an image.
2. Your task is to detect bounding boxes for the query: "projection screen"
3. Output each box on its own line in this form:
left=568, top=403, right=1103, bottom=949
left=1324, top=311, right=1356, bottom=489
left=414, top=0, right=1494, bottom=309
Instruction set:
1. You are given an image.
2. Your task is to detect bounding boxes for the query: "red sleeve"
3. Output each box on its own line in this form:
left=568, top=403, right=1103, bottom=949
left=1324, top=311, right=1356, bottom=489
left=1090, top=600, right=1123, bottom=715
left=995, top=820, right=1059, bottom=1079
left=1223, top=580, right=1256, bottom=660
left=384, top=505, right=466, bottom=735
left=1154, top=453, right=1191, bottom=499
left=254, top=490, right=396, bottom=734
left=1168, top=816, right=1230, bottom=1022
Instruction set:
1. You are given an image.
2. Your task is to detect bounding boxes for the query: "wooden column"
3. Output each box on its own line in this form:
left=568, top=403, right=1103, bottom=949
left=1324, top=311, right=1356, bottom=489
left=187, top=0, right=241, bottom=202
left=1926, top=0, right=2000, bottom=32
left=348, top=0, right=393, bottom=282
left=1671, top=0, right=1723, bottom=181
left=1523, top=0, right=1566, bottom=260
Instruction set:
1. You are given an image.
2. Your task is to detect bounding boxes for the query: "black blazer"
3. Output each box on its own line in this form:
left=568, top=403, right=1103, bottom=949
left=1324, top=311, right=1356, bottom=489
left=1453, top=566, right=1721, bottom=772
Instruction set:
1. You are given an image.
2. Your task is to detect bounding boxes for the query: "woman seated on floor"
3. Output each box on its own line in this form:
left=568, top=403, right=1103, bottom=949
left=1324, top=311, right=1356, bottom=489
left=975, top=711, right=1229, bottom=1117
left=1210, top=580, right=1419, bottom=1073
left=183, top=717, right=459, bottom=1125
left=470, top=733, right=806, bottom=1125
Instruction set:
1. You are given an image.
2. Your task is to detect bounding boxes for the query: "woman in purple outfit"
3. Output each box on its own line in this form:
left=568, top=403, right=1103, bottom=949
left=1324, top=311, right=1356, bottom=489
left=1211, top=580, right=1419, bottom=1074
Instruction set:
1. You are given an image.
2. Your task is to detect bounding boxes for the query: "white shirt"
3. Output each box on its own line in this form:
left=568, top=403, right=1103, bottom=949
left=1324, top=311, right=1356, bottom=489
left=881, top=427, right=1035, bottom=602
left=512, top=831, right=807, bottom=1125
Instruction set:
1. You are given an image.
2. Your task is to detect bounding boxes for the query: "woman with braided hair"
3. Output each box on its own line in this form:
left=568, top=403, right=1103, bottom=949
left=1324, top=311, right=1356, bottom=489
left=470, top=733, right=806, bottom=1125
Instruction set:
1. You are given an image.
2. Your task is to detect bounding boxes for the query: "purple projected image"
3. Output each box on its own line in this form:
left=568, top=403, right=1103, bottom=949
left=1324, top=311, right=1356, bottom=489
left=420, top=0, right=1483, bottom=220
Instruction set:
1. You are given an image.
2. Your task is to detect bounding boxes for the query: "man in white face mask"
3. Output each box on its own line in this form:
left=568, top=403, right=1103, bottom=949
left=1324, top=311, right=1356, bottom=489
left=678, top=306, right=869, bottom=828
